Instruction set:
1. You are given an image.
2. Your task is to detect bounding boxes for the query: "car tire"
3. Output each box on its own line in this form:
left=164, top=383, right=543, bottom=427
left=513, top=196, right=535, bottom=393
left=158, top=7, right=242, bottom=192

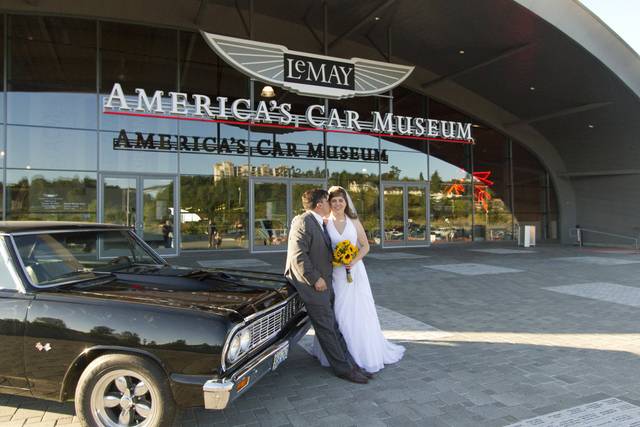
left=75, top=353, right=176, bottom=427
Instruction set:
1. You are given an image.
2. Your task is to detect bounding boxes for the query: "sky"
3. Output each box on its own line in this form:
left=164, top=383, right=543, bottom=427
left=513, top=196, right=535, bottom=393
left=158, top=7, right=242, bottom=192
left=579, top=0, right=640, bottom=54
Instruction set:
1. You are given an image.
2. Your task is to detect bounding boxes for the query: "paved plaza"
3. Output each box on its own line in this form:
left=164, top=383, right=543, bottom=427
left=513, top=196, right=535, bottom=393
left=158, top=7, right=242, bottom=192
left=3, top=242, right=640, bottom=426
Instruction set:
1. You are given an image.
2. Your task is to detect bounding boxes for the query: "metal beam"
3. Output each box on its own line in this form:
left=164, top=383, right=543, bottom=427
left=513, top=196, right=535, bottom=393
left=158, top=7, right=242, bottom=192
left=421, top=43, right=532, bottom=89
left=235, top=0, right=250, bottom=37
left=504, top=101, right=612, bottom=127
left=560, top=169, right=640, bottom=178
left=328, top=0, right=395, bottom=51
left=364, top=30, right=388, bottom=61
left=303, top=2, right=323, bottom=51
left=194, top=0, right=208, bottom=25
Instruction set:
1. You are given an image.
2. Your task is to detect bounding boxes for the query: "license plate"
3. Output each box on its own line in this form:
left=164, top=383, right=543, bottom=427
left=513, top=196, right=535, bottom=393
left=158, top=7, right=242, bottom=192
left=272, top=343, right=289, bottom=370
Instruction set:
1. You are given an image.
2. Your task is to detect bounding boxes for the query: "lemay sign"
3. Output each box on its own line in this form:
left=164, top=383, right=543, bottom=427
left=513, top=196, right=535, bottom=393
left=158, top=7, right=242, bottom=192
left=103, top=83, right=474, bottom=143
left=201, top=32, right=409, bottom=99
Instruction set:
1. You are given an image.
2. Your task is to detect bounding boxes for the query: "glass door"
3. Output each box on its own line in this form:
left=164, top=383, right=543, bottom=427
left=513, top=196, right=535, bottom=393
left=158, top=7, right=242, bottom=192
left=141, top=177, right=176, bottom=255
left=382, top=185, right=405, bottom=246
left=250, top=178, right=325, bottom=252
left=252, top=180, right=288, bottom=251
left=100, top=175, right=178, bottom=256
left=381, top=181, right=429, bottom=247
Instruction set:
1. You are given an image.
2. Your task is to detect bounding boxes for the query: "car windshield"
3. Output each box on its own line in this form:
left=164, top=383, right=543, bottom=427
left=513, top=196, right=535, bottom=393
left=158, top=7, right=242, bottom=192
left=12, top=229, right=164, bottom=287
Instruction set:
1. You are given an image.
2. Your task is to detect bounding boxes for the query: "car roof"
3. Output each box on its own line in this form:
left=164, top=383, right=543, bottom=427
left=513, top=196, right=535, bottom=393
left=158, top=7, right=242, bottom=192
left=0, top=221, right=129, bottom=234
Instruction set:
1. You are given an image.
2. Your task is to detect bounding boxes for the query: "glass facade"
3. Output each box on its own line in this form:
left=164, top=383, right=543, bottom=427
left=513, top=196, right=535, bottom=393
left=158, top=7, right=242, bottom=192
left=0, top=13, right=560, bottom=253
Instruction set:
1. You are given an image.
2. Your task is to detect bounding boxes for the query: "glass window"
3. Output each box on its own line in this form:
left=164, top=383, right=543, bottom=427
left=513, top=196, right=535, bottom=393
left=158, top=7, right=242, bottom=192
left=327, top=132, right=380, bottom=245
left=512, top=142, right=551, bottom=240
left=6, top=170, right=97, bottom=221
left=179, top=122, right=249, bottom=174
left=0, top=15, right=4, bottom=123
left=428, top=99, right=473, bottom=243
left=180, top=31, right=248, bottom=100
left=7, top=126, right=97, bottom=170
left=180, top=174, right=248, bottom=250
left=381, top=136, right=428, bottom=181
left=99, top=22, right=178, bottom=134
left=472, top=127, right=513, bottom=241
left=429, top=141, right=473, bottom=243
left=99, top=131, right=177, bottom=173
left=8, top=15, right=97, bottom=129
left=249, top=129, right=325, bottom=178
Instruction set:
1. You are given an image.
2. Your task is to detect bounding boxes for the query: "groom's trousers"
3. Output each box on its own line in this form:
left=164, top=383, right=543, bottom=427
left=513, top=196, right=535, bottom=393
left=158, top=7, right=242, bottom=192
left=294, top=283, right=355, bottom=376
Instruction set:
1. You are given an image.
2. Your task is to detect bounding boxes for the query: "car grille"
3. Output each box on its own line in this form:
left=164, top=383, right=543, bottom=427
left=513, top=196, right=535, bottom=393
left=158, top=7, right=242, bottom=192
left=248, top=295, right=303, bottom=351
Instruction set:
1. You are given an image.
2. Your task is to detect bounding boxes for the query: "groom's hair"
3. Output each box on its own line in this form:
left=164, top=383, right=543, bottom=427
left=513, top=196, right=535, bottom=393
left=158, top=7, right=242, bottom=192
left=302, top=189, right=328, bottom=210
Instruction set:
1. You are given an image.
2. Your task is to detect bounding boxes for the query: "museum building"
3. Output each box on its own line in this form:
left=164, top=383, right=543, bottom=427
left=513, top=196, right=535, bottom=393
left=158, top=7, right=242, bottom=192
left=0, top=0, right=637, bottom=255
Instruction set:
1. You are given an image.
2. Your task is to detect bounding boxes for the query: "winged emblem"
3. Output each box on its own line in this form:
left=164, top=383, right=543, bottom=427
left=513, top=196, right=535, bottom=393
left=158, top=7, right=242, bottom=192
left=201, top=32, right=414, bottom=100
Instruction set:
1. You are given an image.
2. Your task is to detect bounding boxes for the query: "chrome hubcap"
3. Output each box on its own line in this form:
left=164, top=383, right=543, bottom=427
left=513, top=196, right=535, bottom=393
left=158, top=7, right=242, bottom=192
left=90, top=370, right=157, bottom=427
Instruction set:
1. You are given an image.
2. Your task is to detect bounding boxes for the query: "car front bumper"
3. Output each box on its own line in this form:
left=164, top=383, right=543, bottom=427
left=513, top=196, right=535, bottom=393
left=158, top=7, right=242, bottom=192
left=202, top=314, right=310, bottom=410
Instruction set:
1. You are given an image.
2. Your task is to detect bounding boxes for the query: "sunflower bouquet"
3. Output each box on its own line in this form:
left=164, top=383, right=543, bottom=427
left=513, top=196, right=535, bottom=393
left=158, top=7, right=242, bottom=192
left=332, top=240, right=359, bottom=283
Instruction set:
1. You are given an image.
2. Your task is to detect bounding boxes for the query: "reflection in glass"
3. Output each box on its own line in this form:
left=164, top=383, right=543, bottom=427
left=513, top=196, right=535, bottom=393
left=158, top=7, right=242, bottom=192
left=142, top=178, right=175, bottom=254
left=253, top=182, right=287, bottom=249
left=7, top=170, right=97, bottom=221
left=473, top=129, right=513, bottom=241
left=8, top=15, right=97, bottom=129
left=327, top=131, right=379, bottom=245
left=249, top=130, right=324, bottom=178
left=7, top=126, right=97, bottom=170
left=99, top=132, right=177, bottom=173
left=383, top=186, right=404, bottom=245
left=103, top=177, right=136, bottom=227
left=99, top=22, right=177, bottom=133
left=180, top=175, right=248, bottom=250
left=429, top=142, right=472, bottom=242
left=513, top=143, right=553, bottom=240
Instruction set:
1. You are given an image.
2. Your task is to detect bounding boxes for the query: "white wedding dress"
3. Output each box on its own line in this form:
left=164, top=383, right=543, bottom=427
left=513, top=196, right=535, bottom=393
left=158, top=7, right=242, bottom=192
left=312, top=216, right=405, bottom=373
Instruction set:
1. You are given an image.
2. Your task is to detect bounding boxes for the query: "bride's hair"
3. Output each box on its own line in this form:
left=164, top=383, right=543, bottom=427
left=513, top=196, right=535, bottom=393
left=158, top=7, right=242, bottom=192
left=328, top=186, right=358, bottom=219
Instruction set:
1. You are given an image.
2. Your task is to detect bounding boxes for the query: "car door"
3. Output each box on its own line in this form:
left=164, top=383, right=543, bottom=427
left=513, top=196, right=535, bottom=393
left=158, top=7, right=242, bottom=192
left=0, top=238, right=33, bottom=394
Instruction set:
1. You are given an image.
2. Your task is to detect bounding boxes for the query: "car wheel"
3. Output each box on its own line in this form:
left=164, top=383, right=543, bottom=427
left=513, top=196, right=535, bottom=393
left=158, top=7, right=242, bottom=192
left=75, top=354, right=176, bottom=427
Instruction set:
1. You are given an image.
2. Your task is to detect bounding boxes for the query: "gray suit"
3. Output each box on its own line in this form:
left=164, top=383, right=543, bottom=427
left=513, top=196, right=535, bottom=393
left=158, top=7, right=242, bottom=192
left=285, top=211, right=354, bottom=375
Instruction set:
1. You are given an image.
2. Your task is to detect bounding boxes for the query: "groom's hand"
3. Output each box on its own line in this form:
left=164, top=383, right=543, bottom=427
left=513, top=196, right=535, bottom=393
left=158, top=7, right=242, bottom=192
left=314, top=277, right=328, bottom=292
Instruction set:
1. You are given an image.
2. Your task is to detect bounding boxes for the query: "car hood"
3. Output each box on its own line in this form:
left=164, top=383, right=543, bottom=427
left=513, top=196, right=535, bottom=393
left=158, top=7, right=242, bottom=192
left=52, top=265, right=294, bottom=320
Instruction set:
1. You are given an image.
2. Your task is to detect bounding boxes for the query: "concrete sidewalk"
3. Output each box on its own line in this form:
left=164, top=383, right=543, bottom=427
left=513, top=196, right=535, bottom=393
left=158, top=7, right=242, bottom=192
left=3, top=242, right=640, bottom=426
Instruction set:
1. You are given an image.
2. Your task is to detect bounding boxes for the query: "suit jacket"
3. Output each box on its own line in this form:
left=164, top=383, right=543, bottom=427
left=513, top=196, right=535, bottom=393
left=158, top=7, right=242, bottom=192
left=284, top=211, right=333, bottom=303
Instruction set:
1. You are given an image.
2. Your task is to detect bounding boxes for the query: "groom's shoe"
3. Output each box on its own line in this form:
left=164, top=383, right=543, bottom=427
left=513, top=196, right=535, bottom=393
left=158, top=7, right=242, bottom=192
left=337, top=369, right=368, bottom=384
left=355, top=366, right=374, bottom=379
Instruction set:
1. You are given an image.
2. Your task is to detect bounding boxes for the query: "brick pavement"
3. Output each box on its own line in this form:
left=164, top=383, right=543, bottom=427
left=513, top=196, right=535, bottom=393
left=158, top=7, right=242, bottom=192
left=3, top=242, right=640, bottom=426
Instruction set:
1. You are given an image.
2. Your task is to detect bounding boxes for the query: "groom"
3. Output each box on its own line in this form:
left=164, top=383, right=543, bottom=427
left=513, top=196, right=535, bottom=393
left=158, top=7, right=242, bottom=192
left=285, top=189, right=369, bottom=384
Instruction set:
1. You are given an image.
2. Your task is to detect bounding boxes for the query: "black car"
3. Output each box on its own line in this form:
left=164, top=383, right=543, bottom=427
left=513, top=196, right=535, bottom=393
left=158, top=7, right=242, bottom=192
left=0, top=222, right=310, bottom=427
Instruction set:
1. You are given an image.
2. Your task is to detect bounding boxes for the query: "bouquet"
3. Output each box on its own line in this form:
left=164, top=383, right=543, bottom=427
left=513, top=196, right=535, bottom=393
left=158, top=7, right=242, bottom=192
left=332, top=240, right=358, bottom=283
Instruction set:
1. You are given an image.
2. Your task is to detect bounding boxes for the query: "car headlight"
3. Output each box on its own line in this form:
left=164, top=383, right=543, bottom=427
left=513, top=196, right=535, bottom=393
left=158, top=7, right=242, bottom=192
left=227, top=334, right=242, bottom=363
left=239, top=329, right=252, bottom=352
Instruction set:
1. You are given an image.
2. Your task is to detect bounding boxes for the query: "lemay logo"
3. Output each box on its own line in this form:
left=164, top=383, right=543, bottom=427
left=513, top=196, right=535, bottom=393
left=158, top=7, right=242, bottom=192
left=201, top=32, right=413, bottom=99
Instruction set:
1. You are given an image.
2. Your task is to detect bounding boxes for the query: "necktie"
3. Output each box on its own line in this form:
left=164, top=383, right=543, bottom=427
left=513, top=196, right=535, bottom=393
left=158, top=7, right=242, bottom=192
left=322, top=221, right=332, bottom=248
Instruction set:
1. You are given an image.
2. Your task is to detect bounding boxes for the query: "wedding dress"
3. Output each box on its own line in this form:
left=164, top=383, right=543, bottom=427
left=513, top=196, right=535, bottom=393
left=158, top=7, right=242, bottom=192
left=312, top=216, right=405, bottom=373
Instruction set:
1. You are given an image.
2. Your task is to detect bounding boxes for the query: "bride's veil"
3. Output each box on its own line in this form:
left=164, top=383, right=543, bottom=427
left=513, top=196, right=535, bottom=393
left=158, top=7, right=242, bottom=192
left=328, top=185, right=357, bottom=217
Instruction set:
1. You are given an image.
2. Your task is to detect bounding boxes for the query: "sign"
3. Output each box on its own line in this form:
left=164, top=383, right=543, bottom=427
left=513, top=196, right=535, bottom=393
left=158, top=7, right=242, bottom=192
left=283, top=53, right=354, bottom=90
left=113, top=130, right=388, bottom=163
left=103, top=84, right=474, bottom=143
left=201, top=32, right=413, bottom=99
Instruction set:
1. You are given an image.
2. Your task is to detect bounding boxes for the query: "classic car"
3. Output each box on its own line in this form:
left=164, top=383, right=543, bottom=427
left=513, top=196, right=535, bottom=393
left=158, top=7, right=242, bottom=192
left=0, top=222, right=310, bottom=427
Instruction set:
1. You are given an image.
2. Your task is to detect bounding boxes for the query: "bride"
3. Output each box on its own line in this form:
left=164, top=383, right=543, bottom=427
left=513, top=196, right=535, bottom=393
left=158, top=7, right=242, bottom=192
left=312, top=185, right=405, bottom=373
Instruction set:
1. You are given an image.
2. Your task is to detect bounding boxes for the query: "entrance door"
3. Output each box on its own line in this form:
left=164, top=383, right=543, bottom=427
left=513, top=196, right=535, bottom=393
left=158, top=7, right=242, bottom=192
left=250, top=178, right=325, bottom=252
left=381, top=181, right=429, bottom=247
left=101, top=175, right=178, bottom=256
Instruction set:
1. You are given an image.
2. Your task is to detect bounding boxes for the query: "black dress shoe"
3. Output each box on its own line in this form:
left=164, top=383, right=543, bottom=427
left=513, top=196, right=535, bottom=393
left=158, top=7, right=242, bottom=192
left=360, top=369, right=375, bottom=379
left=337, top=369, right=368, bottom=384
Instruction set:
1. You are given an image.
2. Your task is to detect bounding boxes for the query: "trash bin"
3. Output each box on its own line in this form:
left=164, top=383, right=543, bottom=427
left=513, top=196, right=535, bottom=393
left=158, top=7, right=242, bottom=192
left=517, top=225, right=536, bottom=247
